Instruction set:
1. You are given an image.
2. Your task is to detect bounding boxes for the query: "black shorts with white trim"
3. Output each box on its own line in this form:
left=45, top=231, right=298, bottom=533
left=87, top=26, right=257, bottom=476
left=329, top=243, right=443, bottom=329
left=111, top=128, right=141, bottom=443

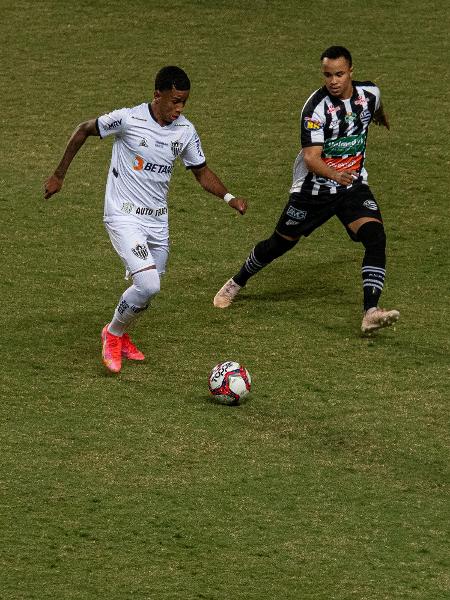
left=275, top=184, right=383, bottom=241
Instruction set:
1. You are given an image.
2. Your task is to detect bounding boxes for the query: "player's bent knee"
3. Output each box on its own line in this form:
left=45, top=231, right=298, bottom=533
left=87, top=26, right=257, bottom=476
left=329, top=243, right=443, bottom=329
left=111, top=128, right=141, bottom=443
left=356, top=220, right=386, bottom=250
left=132, top=268, right=161, bottom=302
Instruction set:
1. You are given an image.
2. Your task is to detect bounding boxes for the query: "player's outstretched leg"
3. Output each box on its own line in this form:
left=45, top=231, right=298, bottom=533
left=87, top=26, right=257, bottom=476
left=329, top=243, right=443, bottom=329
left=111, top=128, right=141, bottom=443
left=357, top=221, right=400, bottom=334
left=213, top=232, right=298, bottom=308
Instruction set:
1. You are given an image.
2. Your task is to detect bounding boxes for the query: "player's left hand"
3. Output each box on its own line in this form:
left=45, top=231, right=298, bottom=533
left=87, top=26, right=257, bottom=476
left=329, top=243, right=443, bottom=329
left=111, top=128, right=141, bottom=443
left=229, top=197, right=247, bottom=215
left=373, top=108, right=390, bottom=130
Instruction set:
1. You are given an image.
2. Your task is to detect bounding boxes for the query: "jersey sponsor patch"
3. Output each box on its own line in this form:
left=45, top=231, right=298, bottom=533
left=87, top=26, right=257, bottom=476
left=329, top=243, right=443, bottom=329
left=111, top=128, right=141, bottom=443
left=121, top=201, right=134, bottom=214
left=304, top=117, right=323, bottom=131
left=287, top=206, right=307, bottom=221
left=323, top=155, right=363, bottom=172
left=324, top=134, right=365, bottom=156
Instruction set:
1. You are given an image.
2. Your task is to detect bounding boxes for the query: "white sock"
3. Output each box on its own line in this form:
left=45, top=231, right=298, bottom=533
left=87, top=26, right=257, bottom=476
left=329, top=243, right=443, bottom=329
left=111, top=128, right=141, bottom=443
left=108, top=269, right=160, bottom=336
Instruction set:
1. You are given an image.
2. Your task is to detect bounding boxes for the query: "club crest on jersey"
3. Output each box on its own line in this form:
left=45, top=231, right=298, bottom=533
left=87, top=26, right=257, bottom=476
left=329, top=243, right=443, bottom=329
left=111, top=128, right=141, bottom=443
left=171, top=141, right=184, bottom=157
left=304, top=117, right=323, bottom=131
left=131, top=244, right=149, bottom=260
left=287, top=206, right=307, bottom=221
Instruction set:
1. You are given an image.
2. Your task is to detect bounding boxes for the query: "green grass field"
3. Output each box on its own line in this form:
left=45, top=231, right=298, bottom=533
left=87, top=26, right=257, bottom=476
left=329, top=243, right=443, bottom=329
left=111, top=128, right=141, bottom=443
left=1, top=1, right=449, bottom=598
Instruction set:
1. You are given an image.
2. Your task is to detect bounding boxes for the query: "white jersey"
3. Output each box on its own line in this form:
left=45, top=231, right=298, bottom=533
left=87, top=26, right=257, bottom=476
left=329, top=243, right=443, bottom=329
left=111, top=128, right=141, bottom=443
left=97, top=103, right=206, bottom=226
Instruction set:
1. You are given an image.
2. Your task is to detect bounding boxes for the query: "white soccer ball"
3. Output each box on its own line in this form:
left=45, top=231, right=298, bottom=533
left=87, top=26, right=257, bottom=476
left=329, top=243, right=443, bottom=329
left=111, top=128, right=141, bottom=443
left=208, top=361, right=252, bottom=405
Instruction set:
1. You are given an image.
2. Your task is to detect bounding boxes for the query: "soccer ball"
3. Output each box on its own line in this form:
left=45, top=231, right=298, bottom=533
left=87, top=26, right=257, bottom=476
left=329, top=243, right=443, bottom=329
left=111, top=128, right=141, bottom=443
left=208, top=361, right=251, bottom=405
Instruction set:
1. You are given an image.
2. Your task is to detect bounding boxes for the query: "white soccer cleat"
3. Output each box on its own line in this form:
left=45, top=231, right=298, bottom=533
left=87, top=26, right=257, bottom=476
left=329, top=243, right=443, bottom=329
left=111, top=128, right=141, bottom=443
left=213, top=278, right=242, bottom=308
left=361, top=307, right=400, bottom=334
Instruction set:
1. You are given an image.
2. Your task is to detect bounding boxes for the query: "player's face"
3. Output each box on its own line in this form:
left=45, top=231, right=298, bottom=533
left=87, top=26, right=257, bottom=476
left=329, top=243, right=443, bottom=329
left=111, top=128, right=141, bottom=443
left=153, top=87, right=190, bottom=125
left=321, top=57, right=353, bottom=99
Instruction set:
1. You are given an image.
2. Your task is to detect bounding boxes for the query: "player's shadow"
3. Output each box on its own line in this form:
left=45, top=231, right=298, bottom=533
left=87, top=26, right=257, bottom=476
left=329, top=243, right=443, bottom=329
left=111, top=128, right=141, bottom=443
left=234, top=256, right=354, bottom=304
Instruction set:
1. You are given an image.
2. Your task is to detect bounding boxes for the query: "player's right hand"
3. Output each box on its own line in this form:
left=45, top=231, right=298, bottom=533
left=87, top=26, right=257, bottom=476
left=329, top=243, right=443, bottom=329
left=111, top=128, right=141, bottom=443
left=44, top=174, right=63, bottom=199
left=334, top=170, right=358, bottom=186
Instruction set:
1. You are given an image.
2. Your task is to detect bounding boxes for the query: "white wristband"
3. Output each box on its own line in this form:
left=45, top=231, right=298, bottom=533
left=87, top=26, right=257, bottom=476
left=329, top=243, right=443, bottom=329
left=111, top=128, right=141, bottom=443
left=223, top=193, right=235, bottom=203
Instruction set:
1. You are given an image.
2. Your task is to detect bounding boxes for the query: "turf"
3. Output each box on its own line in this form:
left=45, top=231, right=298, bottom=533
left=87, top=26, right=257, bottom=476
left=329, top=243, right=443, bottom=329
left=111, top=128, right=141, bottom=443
left=1, top=1, right=449, bottom=598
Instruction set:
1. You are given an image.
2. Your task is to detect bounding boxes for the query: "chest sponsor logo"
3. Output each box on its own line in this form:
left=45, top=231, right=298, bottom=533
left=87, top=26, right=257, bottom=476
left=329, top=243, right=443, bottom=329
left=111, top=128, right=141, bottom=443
left=360, top=109, right=371, bottom=125
left=304, top=117, right=323, bottom=131
left=324, top=134, right=365, bottom=157
left=171, top=141, right=184, bottom=157
left=132, top=155, right=173, bottom=174
left=363, top=199, right=378, bottom=211
left=286, top=206, right=307, bottom=221
left=103, top=119, right=122, bottom=131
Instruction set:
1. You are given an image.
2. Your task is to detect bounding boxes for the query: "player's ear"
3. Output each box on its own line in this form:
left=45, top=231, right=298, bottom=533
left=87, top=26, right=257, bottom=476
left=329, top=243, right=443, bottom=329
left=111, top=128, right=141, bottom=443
left=154, top=90, right=161, bottom=102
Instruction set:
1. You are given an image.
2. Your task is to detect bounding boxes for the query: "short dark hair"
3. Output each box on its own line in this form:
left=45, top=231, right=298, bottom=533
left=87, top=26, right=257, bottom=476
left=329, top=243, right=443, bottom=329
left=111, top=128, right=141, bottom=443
left=320, top=46, right=352, bottom=67
left=155, top=66, right=190, bottom=92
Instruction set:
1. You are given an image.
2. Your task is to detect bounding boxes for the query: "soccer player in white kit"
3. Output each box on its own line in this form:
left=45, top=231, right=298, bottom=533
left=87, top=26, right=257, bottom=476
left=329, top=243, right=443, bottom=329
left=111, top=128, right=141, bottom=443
left=44, top=66, right=247, bottom=373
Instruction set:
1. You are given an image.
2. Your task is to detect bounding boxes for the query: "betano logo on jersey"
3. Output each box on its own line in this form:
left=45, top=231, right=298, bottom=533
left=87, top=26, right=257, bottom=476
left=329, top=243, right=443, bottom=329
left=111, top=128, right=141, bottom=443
left=323, top=134, right=365, bottom=157
left=132, top=155, right=174, bottom=174
left=304, top=117, right=323, bottom=131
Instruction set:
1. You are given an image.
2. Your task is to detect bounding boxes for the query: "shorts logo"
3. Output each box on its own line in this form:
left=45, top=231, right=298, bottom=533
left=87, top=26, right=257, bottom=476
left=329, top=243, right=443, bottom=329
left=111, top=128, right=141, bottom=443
left=131, top=244, right=149, bottom=260
left=304, top=117, right=323, bottom=131
left=285, top=219, right=299, bottom=226
left=363, top=199, right=378, bottom=211
left=360, top=109, right=371, bottom=125
left=121, top=202, right=134, bottom=214
left=171, top=141, right=184, bottom=157
left=287, top=206, right=307, bottom=221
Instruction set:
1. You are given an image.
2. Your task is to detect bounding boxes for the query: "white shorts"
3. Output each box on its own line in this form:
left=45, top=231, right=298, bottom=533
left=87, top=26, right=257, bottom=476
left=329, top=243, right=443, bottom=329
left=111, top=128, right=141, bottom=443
left=104, top=220, right=169, bottom=276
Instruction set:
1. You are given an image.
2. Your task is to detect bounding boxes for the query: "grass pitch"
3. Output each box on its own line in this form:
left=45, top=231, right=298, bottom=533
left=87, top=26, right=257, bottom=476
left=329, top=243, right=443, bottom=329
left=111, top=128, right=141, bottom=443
left=1, top=1, right=449, bottom=599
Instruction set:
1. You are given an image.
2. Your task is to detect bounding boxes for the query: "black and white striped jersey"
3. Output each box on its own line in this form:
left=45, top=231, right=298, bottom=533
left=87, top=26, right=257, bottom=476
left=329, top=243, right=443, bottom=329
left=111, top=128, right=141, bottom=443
left=290, top=81, right=381, bottom=197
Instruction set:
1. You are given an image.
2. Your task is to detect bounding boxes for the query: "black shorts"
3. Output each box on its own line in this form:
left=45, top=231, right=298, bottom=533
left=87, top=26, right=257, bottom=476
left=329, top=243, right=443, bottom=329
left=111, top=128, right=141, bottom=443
left=276, top=184, right=383, bottom=241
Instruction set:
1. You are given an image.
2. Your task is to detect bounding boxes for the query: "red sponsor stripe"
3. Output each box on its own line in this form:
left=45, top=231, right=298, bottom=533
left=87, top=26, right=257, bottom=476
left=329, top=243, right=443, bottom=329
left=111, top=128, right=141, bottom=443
left=323, top=155, right=363, bottom=172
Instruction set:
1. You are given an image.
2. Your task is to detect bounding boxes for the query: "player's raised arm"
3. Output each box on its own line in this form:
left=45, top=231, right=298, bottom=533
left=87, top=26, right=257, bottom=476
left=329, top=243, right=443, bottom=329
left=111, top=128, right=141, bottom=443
left=44, top=118, right=99, bottom=199
left=190, top=164, right=247, bottom=215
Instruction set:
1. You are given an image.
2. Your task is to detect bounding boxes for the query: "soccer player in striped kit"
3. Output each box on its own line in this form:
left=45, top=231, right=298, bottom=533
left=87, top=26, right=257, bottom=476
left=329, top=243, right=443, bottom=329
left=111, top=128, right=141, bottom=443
left=44, top=66, right=247, bottom=372
left=214, top=46, right=399, bottom=334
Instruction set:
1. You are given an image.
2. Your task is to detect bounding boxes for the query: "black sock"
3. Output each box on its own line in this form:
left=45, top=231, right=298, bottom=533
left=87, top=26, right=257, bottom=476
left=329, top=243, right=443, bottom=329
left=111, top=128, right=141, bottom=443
left=233, top=232, right=298, bottom=287
left=357, top=221, right=387, bottom=311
